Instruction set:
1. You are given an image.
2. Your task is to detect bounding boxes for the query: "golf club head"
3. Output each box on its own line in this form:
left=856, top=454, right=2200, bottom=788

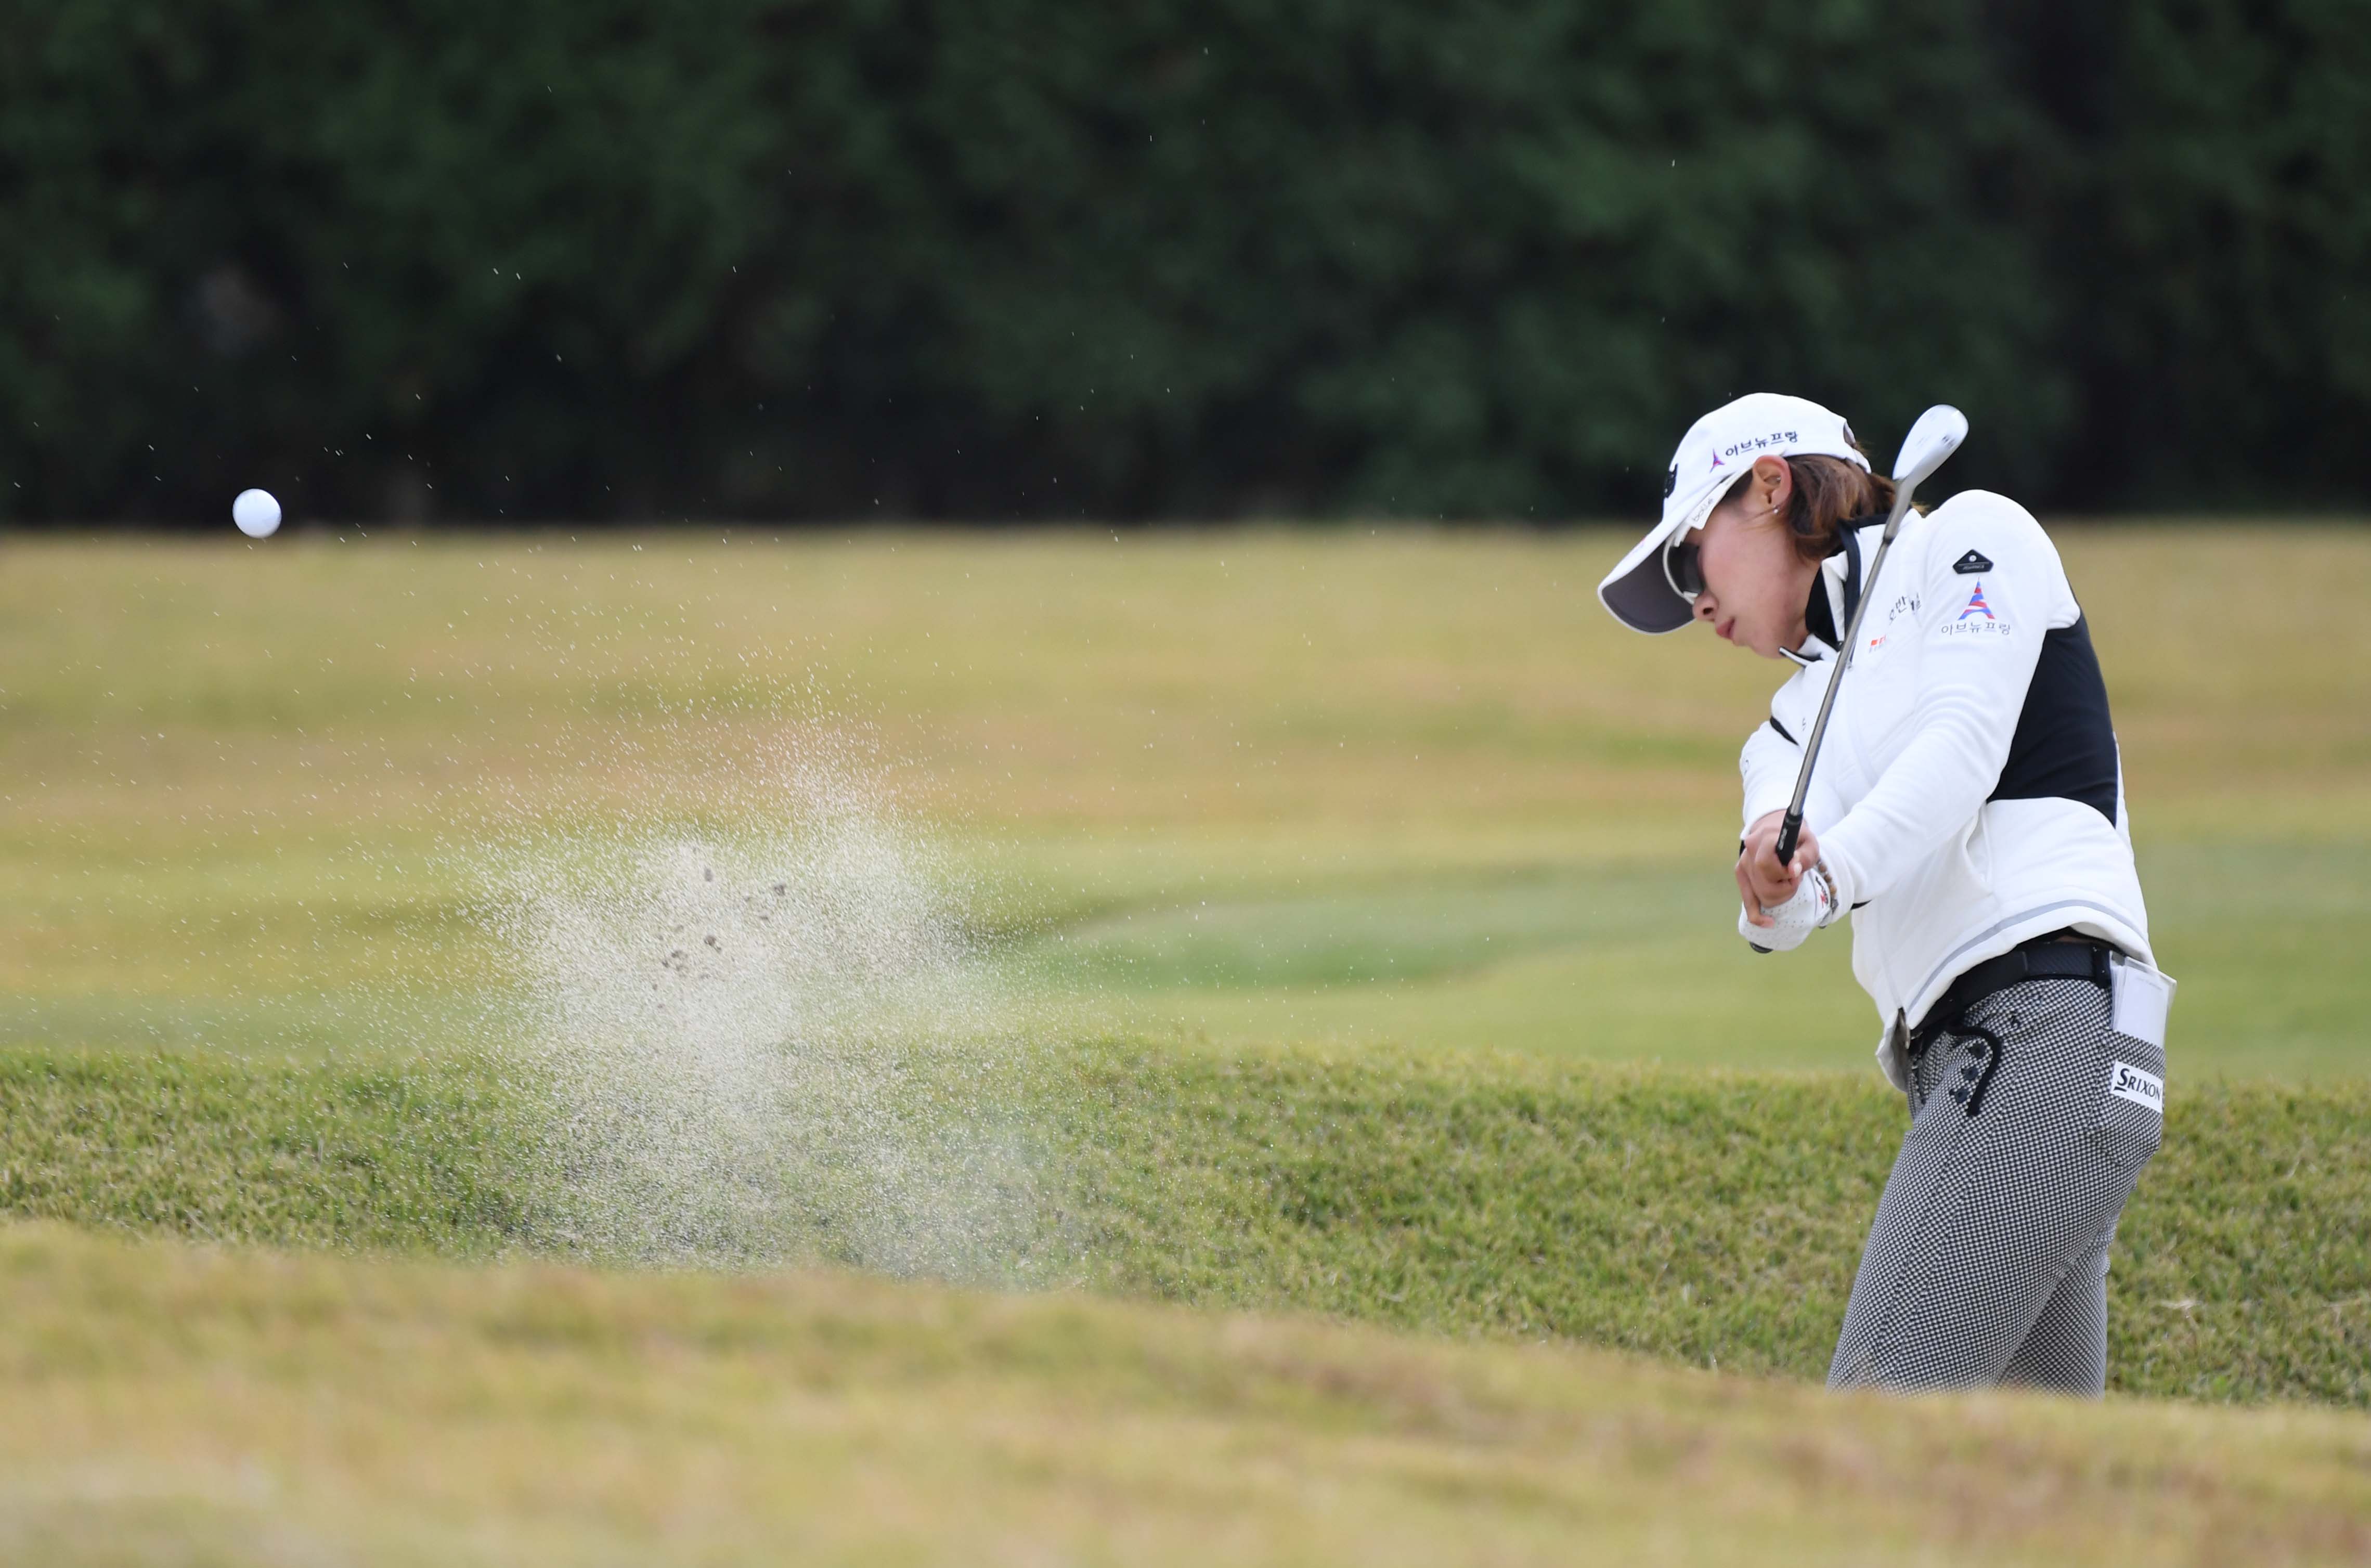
left=1891, top=405, right=1968, bottom=489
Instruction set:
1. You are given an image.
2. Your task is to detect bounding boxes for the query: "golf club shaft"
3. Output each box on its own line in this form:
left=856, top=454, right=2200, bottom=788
left=1769, top=487, right=1920, bottom=869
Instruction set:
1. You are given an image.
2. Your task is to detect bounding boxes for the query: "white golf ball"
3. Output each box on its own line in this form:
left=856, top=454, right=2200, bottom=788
left=232, top=489, right=281, bottom=538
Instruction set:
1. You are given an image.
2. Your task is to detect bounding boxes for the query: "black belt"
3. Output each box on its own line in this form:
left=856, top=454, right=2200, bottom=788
left=1907, top=929, right=2115, bottom=1059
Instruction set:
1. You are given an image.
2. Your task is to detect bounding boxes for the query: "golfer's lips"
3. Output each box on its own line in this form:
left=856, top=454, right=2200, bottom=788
left=1716, top=617, right=1735, bottom=643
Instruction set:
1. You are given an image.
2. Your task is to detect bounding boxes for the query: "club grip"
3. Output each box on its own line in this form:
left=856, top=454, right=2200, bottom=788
left=1751, top=811, right=1806, bottom=954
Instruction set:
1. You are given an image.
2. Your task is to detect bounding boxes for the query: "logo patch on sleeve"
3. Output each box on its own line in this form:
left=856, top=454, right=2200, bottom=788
left=1957, top=583, right=1996, bottom=621
left=1951, top=549, right=1993, bottom=575
left=2108, top=1061, right=2165, bottom=1113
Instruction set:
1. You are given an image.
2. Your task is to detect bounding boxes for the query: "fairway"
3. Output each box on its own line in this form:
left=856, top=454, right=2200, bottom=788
left=3, top=526, right=2366, bottom=1077
left=3, top=526, right=2368, bottom=1558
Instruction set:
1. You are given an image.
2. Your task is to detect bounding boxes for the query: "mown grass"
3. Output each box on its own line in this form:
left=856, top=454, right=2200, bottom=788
left=6, top=1221, right=2370, bottom=1567
left=0, top=1049, right=531, bottom=1253
left=6, top=1041, right=2363, bottom=1407
left=3, top=527, right=2367, bottom=1557
left=3, top=528, right=2367, bottom=1077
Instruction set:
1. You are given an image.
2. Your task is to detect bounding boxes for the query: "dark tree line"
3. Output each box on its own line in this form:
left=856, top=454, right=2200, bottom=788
left=3, top=0, right=2365, bottom=525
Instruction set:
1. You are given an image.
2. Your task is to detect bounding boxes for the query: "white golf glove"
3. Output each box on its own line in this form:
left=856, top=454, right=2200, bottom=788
left=1739, top=861, right=1841, bottom=953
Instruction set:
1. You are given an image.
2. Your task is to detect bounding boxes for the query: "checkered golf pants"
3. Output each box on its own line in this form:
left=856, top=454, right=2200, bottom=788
left=1828, top=975, right=2166, bottom=1395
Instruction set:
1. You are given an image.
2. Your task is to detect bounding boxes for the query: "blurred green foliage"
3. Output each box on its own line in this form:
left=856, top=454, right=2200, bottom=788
left=1, top=0, right=2364, bottom=522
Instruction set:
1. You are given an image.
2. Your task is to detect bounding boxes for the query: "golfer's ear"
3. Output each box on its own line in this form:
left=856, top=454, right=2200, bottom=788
left=1753, top=455, right=1792, bottom=511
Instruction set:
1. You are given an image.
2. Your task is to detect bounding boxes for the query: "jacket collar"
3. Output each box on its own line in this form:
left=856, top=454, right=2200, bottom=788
left=1783, top=525, right=1866, bottom=667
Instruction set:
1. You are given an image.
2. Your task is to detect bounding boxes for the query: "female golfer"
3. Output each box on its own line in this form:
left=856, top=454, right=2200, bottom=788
left=1596, top=392, right=2174, bottom=1395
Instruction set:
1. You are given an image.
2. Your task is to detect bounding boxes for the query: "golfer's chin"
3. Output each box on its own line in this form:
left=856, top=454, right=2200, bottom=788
left=1705, top=614, right=1791, bottom=660
left=1730, top=624, right=1789, bottom=660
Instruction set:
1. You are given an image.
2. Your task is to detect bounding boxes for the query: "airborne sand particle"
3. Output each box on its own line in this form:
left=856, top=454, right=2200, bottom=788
left=477, top=728, right=1063, bottom=1283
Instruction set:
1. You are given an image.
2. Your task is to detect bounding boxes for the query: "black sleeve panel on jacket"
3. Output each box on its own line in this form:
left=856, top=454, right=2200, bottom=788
left=1766, top=715, right=1797, bottom=745
left=1990, top=613, right=2119, bottom=825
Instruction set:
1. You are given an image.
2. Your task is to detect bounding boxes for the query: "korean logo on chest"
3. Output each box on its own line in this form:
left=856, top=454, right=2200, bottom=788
left=1833, top=591, right=1923, bottom=767
left=1858, top=592, right=1921, bottom=659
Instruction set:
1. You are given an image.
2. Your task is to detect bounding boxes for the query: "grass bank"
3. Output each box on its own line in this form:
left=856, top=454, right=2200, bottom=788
left=6, top=1040, right=2362, bottom=1407
left=5, top=1223, right=2367, bottom=1567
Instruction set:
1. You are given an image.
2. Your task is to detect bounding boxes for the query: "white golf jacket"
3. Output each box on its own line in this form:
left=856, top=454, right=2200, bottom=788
left=1738, top=491, right=2154, bottom=1083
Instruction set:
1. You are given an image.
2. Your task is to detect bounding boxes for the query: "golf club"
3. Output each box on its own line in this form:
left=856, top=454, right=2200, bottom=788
left=1751, top=404, right=1968, bottom=947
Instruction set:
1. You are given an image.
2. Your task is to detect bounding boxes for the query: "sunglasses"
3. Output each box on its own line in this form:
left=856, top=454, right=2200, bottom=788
left=1663, top=534, right=1706, bottom=600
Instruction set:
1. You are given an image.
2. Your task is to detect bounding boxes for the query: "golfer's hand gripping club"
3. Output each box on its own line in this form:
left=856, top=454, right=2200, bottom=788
left=1740, top=855, right=1838, bottom=953
left=1748, top=405, right=1968, bottom=953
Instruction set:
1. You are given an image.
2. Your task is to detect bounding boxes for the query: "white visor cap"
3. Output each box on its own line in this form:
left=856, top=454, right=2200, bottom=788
left=1597, top=392, right=1870, bottom=634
